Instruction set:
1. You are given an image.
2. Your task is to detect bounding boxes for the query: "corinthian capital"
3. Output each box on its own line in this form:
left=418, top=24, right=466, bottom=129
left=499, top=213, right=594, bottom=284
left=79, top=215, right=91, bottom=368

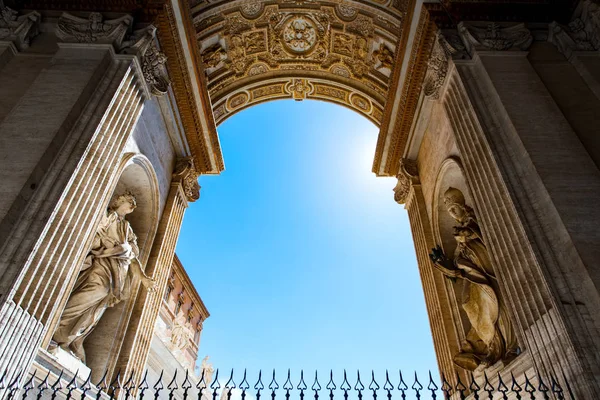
left=173, top=157, right=200, bottom=203
left=0, top=1, right=40, bottom=50
left=393, top=158, right=419, bottom=205
left=56, top=12, right=132, bottom=47
left=548, top=0, right=600, bottom=58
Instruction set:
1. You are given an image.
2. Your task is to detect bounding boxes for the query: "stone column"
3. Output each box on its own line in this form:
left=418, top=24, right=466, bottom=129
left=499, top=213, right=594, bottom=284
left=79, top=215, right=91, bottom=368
left=437, top=22, right=600, bottom=397
left=395, top=160, right=465, bottom=386
left=0, top=12, right=163, bottom=396
left=115, top=158, right=200, bottom=387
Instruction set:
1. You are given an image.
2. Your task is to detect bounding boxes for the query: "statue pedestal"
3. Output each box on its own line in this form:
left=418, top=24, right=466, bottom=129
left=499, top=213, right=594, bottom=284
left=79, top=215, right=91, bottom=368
left=50, top=346, right=91, bottom=380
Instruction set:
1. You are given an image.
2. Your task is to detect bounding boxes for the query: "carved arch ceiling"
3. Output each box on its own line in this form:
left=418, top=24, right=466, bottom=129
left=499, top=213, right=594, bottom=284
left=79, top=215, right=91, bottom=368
left=191, top=0, right=408, bottom=127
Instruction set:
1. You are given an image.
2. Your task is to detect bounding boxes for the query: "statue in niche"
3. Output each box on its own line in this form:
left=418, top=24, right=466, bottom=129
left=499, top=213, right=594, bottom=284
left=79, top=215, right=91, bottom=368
left=51, top=192, right=156, bottom=364
left=429, top=187, right=518, bottom=371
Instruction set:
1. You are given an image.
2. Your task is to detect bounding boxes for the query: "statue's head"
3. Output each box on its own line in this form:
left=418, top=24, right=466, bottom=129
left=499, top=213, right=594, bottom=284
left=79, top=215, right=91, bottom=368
left=109, top=192, right=137, bottom=216
left=443, top=187, right=468, bottom=222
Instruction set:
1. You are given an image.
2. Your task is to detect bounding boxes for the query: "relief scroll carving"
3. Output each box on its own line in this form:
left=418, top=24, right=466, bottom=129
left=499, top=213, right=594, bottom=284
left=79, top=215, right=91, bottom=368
left=458, top=22, right=533, bottom=55
left=393, top=158, right=418, bottom=205
left=173, top=157, right=201, bottom=203
left=429, top=188, right=518, bottom=372
left=56, top=12, right=132, bottom=46
left=0, top=0, right=40, bottom=50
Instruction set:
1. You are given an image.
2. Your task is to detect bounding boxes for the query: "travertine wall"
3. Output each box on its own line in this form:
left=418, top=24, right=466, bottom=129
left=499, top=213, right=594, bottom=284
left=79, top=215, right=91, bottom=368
left=402, top=19, right=600, bottom=397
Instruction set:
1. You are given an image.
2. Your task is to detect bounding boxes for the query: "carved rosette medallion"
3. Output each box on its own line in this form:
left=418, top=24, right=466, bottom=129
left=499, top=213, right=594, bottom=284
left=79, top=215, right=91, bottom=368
left=173, top=157, right=200, bottom=203
left=282, top=16, right=318, bottom=54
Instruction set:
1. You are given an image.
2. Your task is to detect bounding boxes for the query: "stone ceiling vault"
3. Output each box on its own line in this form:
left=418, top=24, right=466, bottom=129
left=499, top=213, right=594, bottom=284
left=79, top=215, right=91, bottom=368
left=191, top=0, right=412, bottom=131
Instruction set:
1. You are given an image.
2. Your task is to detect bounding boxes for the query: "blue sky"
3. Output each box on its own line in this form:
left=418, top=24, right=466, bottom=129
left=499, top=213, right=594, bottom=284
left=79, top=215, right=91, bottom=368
left=175, top=100, right=436, bottom=387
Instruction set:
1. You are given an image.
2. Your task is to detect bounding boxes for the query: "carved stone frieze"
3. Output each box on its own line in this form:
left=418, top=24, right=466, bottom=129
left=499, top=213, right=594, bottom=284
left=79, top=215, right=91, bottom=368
left=121, top=26, right=170, bottom=96
left=458, top=22, right=533, bottom=55
left=0, top=0, right=40, bottom=50
left=548, top=0, right=600, bottom=58
left=393, top=158, right=419, bottom=204
left=173, top=157, right=201, bottom=203
left=56, top=12, right=132, bottom=46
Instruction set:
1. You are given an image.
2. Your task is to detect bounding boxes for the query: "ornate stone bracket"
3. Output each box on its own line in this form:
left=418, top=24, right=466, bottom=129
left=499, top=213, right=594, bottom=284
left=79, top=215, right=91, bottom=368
left=0, top=0, right=40, bottom=50
left=172, top=157, right=201, bottom=203
left=423, top=31, right=457, bottom=99
left=548, top=0, right=600, bottom=59
left=56, top=12, right=132, bottom=47
left=121, top=25, right=171, bottom=96
left=393, top=158, right=419, bottom=205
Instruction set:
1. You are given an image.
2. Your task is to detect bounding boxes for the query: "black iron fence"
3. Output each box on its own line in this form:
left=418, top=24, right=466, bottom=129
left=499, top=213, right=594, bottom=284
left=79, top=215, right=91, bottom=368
left=0, top=368, right=574, bottom=400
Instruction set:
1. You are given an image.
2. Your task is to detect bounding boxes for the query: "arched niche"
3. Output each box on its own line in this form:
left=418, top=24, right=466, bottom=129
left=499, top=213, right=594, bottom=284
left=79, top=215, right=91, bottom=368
left=431, top=156, right=474, bottom=345
left=83, top=153, right=160, bottom=382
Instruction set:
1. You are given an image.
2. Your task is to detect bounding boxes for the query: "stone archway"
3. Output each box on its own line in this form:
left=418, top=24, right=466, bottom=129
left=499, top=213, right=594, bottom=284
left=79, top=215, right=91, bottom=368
left=193, top=0, right=409, bottom=129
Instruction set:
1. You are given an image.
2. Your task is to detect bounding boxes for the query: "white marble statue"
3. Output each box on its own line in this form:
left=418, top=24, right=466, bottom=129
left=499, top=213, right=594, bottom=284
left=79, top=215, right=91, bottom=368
left=51, top=192, right=156, bottom=364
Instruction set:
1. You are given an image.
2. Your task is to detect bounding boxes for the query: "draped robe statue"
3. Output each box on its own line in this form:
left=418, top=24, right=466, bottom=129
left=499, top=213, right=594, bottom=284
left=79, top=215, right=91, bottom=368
left=52, top=193, right=155, bottom=364
left=429, top=187, right=518, bottom=371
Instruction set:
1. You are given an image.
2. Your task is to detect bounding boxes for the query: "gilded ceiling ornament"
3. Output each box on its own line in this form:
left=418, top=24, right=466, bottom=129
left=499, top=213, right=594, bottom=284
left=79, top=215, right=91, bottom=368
left=227, top=92, right=249, bottom=109
left=333, top=33, right=353, bottom=56
left=56, top=12, right=132, bottom=46
left=336, top=4, right=358, bottom=20
left=286, top=78, right=311, bottom=100
left=0, top=0, right=40, bottom=50
left=373, top=42, right=394, bottom=70
left=458, top=22, right=533, bottom=55
left=121, top=26, right=171, bottom=96
left=330, top=64, right=351, bottom=78
left=201, top=43, right=225, bottom=69
left=248, top=63, right=269, bottom=76
left=173, top=157, right=200, bottom=202
left=350, top=93, right=371, bottom=112
left=282, top=16, right=318, bottom=54
left=240, top=3, right=264, bottom=19
left=244, top=31, right=267, bottom=55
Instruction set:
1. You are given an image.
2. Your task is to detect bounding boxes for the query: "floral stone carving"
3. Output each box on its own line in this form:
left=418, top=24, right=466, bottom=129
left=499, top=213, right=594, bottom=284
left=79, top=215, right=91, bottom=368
left=458, top=22, right=533, bottom=56
left=282, top=16, right=318, bottom=54
left=173, top=157, right=201, bottom=202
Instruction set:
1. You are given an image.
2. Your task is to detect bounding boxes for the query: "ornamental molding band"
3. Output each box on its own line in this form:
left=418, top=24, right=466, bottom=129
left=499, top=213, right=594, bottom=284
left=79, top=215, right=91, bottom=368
left=173, top=157, right=201, bottom=203
left=0, top=0, right=40, bottom=50
left=457, top=22, right=533, bottom=56
left=192, top=0, right=410, bottom=127
left=393, top=158, right=418, bottom=205
left=56, top=12, right=132, bottom=46
left=122, top=25, right=171, bottom=96
left=548, top=0, right=600, bottom=59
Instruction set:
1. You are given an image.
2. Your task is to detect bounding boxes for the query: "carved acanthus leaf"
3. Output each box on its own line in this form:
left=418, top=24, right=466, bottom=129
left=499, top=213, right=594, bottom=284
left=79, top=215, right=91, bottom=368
left=121, top=26, right=170, bottom=96
left=173, top=157, right=201, bottom=202
left=0, top=0, right=40, bottom=50
left=56, top=12, right=132, bottom=47
left=458, top=22, right=533, bottom=55
left=393, top=158, right=419, bottom=204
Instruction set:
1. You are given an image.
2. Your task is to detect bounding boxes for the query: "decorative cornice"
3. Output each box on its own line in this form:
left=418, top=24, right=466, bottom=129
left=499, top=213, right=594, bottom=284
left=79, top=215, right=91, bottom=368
left=393, top=158, right=419, bottom=204
left=156, top=0, right=224, bottom=174
left=548, top=0, right=600, bottom=58
left=122, top=25, right=170, bottom=96
left=457, top=22, right=533, bottom=56
left=373, top=6, right=436, bottom=176
left=56, top=12, right=132, bottom=46
left=172, top=157, right=200, bottom=203
left=423, top=32, right=449, bottom=99
left=0, top=1, right=40, bottom=50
